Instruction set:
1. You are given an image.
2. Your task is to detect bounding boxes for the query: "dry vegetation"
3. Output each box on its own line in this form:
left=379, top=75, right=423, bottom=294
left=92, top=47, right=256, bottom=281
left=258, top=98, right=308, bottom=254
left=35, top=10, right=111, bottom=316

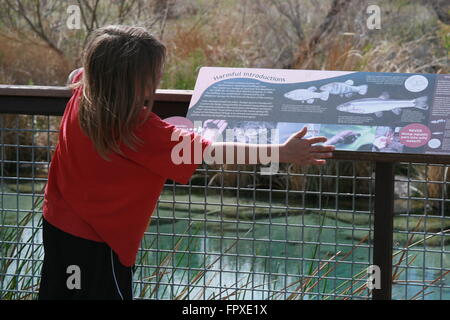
left=0, top=0, right=449, bottom=212
left=0, top=0, right=448, bottom=86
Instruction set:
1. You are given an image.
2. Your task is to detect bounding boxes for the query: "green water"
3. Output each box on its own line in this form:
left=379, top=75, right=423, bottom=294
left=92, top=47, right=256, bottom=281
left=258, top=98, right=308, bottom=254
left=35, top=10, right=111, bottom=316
left=1, top=183, right=449, bottom=300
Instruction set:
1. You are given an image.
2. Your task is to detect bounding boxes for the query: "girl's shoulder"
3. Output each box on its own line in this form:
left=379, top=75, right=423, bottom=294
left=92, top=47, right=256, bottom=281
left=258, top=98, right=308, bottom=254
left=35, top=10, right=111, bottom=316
left=67, top=68, right=84, bottom=86
left=136, top=110, right=175, bottom=139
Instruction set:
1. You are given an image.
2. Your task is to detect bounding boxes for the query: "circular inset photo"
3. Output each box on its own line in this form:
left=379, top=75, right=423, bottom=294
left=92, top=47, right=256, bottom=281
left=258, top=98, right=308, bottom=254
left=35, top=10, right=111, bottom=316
left=404, top=75, right=428, bottom=93
left=428, top=139, right=441, bottom=149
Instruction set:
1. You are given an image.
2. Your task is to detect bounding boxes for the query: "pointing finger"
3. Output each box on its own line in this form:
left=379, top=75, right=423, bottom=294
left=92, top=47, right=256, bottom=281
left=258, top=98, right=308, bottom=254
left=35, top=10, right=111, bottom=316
left=312, top=152, right=334, bottom=159
left=307, top=136, right=328, bottom=145
left=310, top=145, right=335, bottom=153
left=308, top=159, right=327, bottom=165
left=294, top=127, right=308, bottom=139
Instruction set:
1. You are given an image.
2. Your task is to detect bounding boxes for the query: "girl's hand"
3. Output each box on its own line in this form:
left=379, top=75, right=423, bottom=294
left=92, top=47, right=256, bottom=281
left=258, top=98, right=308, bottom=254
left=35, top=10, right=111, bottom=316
left=280, top=127, right=335, bottom=165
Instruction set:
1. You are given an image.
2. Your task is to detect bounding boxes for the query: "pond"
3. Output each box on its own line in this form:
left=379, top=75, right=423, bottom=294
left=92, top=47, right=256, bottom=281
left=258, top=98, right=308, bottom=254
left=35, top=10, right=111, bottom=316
left=1, top=183, right=449, bottom=300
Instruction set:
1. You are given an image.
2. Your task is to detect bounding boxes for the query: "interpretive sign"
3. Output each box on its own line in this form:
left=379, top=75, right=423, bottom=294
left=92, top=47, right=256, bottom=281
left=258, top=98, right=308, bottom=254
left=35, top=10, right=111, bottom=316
left=184, top=67, right=450, bottom=155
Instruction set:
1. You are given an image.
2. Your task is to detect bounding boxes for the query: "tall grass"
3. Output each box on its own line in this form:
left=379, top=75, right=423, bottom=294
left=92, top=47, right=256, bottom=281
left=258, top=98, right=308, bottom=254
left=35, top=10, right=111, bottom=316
left=0, top=191, right=44, bottom=299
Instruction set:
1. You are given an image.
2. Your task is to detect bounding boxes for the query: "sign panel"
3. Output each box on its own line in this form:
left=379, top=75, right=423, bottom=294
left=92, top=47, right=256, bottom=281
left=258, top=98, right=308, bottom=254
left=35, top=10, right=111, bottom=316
left=185, top=67, right=450, bottom=155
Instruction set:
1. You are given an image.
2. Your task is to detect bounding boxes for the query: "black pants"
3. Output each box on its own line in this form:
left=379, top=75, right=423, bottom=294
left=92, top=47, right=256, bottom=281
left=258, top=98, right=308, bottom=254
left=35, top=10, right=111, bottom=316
left=39, top=218, right=134, bottom=300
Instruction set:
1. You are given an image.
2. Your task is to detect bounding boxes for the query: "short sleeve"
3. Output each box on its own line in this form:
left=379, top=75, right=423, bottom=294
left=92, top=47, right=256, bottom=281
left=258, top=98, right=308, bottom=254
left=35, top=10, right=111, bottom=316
left=123, top=112, right=212, bottom=184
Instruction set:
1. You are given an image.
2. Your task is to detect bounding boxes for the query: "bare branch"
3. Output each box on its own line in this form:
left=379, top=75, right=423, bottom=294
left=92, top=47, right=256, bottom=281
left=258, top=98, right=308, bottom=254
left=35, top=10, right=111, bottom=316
left=292, top=0, right=355, bottom=68
left=159, top=0, right=171, bottom=40
left=8, top=0, right=65, bottom=57
left=422, top=0, right=450, bottom=25
left=271, top=0, right=304, bottom=41
left=76, top=0, right=92, bottom=32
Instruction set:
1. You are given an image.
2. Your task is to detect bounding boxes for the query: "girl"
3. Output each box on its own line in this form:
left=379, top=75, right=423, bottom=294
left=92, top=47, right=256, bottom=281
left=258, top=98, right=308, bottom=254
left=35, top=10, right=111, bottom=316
left=38, top=25, right=334, bottom=300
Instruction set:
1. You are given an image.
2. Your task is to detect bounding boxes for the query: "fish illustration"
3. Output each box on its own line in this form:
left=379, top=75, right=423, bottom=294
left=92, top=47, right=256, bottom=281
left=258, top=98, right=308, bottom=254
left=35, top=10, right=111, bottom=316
left=320, top=80, right=368, bottom=98
left=336, top=93, right=428, bottom=117
left=284, top=86, right=329, bottom=104
left=431, top=119, right=446, bottom=124
left=333, top=130, right=361, bottom=144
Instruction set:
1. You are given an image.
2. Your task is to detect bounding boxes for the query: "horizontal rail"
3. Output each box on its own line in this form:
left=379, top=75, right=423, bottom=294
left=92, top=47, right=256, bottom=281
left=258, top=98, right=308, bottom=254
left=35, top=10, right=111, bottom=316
left=0, top=85, right=193, bottom=101
left=1, top=85, right=450, bottom=164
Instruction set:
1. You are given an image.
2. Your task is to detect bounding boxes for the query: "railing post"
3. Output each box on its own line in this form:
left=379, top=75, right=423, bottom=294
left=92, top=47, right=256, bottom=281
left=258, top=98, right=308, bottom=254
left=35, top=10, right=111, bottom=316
left=373, top=161, right=395, bottom=300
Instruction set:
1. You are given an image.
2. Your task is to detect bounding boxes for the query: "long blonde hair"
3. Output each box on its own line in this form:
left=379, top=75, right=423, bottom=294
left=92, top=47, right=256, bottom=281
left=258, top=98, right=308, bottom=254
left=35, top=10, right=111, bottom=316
left=77, top=25, right=166, bottom=160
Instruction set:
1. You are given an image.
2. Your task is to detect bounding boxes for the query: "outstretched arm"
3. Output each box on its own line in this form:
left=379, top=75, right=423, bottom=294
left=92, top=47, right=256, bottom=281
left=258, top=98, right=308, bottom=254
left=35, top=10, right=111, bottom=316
left=207, top=127, right=335, bottom=166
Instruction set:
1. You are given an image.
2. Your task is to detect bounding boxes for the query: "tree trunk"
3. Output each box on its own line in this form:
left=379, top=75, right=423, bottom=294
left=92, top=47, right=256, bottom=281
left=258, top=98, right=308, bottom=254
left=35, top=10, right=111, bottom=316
left=291, top=0, right=354, bottom=69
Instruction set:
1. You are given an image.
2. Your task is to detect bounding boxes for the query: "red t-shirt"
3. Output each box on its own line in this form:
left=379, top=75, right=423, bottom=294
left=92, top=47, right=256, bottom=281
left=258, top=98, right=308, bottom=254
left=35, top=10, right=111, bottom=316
left=43, top=70, right=211, bottom=267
